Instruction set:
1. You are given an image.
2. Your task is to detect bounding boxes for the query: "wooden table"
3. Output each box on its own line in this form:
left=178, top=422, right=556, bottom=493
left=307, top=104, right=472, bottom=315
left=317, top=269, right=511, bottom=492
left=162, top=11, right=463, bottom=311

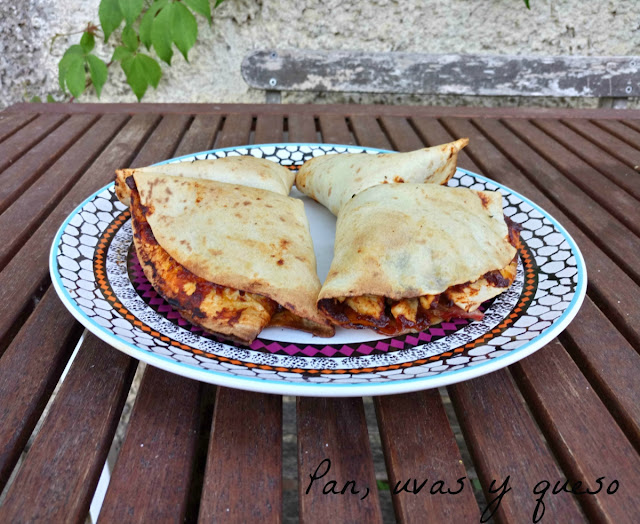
left=0, top=102, right=639, bottom=523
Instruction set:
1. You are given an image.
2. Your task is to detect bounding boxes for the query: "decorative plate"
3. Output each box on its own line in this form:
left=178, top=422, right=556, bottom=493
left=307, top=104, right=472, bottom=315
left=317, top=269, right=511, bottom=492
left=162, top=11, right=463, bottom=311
left=50, top=144, right=586, bottom=397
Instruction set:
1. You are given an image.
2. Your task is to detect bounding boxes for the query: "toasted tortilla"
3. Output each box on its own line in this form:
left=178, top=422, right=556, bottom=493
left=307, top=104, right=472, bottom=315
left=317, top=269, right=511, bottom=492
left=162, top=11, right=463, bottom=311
left=318, top=184, right=517, bottom=335
left=116, top=156, right=295, bottom=206
left=132, top=173, right=333, bottom=343
left=295, top=139, right=468, bottom=215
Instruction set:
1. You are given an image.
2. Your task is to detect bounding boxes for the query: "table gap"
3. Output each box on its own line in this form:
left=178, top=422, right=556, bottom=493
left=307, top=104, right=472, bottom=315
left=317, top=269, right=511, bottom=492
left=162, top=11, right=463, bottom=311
left=361, top=397, right=394, bottom=522
left=464, top=117, right=640, bottom=287
left=0, top=329, right=87, bottom=505
left=282, top=116, right=289, bottom=142
left=211, top=117, right=227, bottom=149
left=313, top=117, right=322, bottom=143
left=0, top=114, right=39, bottom=146
left=248, top=116, right=257, bottom=144
left=184, top=383, right=217, bottom=522
left=586, top=286, right=640, bottom=351
left=0, top=276, right=50, bottom=358
left=406, top=117, right=431, bottom=147
left=438, top=388, right=490, bottom=518
left=282, top=395, right=299, bottom=524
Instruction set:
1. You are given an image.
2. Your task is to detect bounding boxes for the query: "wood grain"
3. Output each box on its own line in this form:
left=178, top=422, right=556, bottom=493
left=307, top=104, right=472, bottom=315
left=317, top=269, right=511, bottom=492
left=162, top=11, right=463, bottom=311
left=513, top=340, right=640, bottom=523
left=478, top=118, right=640, bottom=280
left=438, top=116, right=640, bottom=348
left=378, top=116, right=425, bottom=151
left=198, top=388, right=282, bottom=522
left=0, top=113, right=39, bottom=144
left=255, top=113, right=285, bottom=143
left=0, top=334, right=137, bottom=523
left=6, top=101, right=640, bottom=120
left=349, top=115, right=391, bottom=150
left=449, top=371, right=585, bottom=523
left=242, top=49, right=639, bottom=97
left=0, top=114, right=160, bottom=348
left=287, top=113, right=318, bottom=143
left=173, top=114, right=222, bottom=157
left=98, top=366, right=203, bottom=523
left=531, top=119, right=640, bottom=201
left=297, top=397, right=382, bottom=524
left=0, top=114, right=127, bottom=271
left=0, top=288, right=81, bottom=491
left=317, top=114, right=355, bottom=145
left=561, top=298, right=640, bottom=449
left=0, top=113, right=68, bottom=173
left=375, top=391, right=480, bottom=523
left=215, top=113, right=253, bottom=148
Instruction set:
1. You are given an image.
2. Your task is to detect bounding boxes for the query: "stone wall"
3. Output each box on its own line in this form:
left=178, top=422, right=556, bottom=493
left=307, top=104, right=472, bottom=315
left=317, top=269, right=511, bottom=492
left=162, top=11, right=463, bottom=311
left=2, top=0, right=639, bottom=109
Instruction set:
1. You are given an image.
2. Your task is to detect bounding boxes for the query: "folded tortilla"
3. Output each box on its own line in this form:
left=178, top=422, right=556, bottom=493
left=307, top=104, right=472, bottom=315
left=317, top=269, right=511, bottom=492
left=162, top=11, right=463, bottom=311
left=129, top=173, right=334, bottom=344
left=295, top=139, right=469, bottom=215
left=318, top=184, right=519, bottom=336
left=116, top=156, right=295, bottom=206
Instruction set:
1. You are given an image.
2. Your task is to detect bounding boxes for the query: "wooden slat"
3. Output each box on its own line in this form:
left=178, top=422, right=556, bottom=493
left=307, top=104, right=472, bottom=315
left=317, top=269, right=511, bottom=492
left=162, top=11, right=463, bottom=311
left=561, top=298, right=640, bottom=449
left=532, top=119, right=640, bottom=201
left=287, top=113, right=317, bottom=143
left=437, top=116, right=640, bottom=348
left=215, top=113, right=253, bottom=148
left=591, top=119, right=640, bottom=152
left=349, top=115, right=391, bottom=150
left=0, top=114, right=127, bottom=271
left=297, top=397, right=382, bottom=523
left=242, top=49, right=639, bottom=97
left=513, top=340, right=640, bottom=523
left=0, top=113, right=38, bottom=143
left=198, top=388, right=282, bottom=522
left=0, top=288, right=81, bottom=491
left=0, top=113, right=68, bottom=173
left=128, top=114, right=192, bottom=168
left=0, top=114, right=160, bottom=349
left=7, top=101, right=640, bottom=120
left=0, top=113, right=99, bottom=215
left=375, top=391, right=480, bottom=523
left=98, top=366, right=203, bottom=522
left=317, top=114, right=355, bottom=145
left=255, top=113, right=285, bottom=143
left=0, top=334, right=137, bottom=523
left=449, top=371, right=585, bottom=522
left=621, top=118, right=640, bottom=135
left=562, top=119, right=640, bottom=169
left=498, top=117, right=640, bottom=240
left=379, top=116, right=424, bottom=151
left=173, top=114, right=222, bottom=157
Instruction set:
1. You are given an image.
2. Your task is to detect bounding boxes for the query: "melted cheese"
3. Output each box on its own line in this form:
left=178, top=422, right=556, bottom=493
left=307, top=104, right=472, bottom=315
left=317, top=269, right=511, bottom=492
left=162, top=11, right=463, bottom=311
left=345, top=295, right=385, bottom=319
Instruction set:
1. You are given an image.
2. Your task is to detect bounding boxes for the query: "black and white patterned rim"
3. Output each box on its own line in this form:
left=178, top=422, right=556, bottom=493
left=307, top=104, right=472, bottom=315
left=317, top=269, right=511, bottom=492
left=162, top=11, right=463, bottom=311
left=49, top=144, right=586, bottom=397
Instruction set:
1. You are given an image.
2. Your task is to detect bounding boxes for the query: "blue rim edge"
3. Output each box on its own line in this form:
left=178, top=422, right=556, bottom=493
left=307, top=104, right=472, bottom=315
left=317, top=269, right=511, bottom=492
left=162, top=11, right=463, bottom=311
left=49, top=143, right=587, bottom=397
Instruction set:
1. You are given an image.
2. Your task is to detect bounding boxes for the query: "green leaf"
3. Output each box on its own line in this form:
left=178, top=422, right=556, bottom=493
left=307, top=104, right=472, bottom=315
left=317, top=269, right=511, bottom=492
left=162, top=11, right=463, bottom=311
left=184, top=0, right=211, bottom=24
left=118, top=0, right=144, bottom=25
left=214, top=0, right=225, bottom=6
left=122, top=24, right=139, bottom=52
left=87, top=55, right=108, bottom=98
left=151, top=4, right=173, bottom=64
left=139, top=0, right=168, bottom=50
left=30, top=96, right=42, bottom=103
left=99, top=0, right=124, bottom=42
left=523, top=0, right=531, bottom=7
left=47, top=94, right=56, bottom=103
left=111, top=45, right=133, bottom=62
left=80, top=31, right=95, bottom=53
left=171, top=2, right=197, bottom=61
left=58, top=46, right=85, bottom=91
left=137, top=53, right=162, bottom=88
left=121, top=54, right=149, bottom=100
left=66, top=56, right=87, bottom=98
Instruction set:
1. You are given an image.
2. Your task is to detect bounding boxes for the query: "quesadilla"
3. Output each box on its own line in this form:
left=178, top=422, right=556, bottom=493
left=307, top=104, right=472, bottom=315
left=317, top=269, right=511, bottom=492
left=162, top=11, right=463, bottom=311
left=116, top=156, right=295, bottom=206
left=317, top=184, right=519, bottom=336
left=127, top=173, right=334, bottom=344
left=295, top=139, right=469, bottom=216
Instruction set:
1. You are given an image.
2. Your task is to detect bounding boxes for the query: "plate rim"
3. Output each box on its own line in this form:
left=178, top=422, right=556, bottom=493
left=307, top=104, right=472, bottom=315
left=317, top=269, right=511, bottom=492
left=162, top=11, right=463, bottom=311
left=49, top=143, right=587, bottom=397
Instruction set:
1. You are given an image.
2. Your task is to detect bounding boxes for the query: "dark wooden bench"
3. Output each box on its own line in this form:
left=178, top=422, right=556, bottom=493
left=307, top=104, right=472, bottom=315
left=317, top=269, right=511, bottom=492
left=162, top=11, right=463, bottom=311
left=242, top=49, right=639, bottom=108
